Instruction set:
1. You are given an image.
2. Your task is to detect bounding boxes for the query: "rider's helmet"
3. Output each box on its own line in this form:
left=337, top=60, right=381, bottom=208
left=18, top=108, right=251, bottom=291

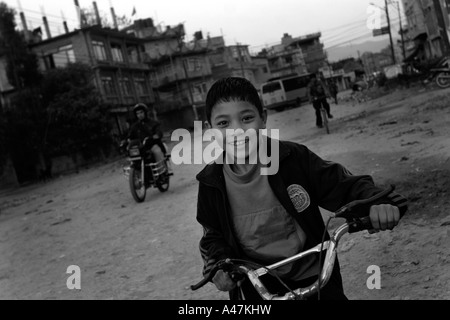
left=133, top=103, right=148, bottom=116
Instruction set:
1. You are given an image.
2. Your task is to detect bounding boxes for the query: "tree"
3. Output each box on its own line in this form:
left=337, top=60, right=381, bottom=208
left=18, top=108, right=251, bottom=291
left=0, top=3, right=41, bottom=89
left=0, top=2, right=43, bottom=182
left=80, top=7, right=133, bottom=30
left=40, top=62, right=112, bottom=160
left=0, top=3, right=114, bottom=183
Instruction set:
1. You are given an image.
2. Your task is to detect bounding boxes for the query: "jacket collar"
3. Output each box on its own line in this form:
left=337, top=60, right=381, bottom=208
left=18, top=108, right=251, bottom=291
left=196, top=139, right=291, bottom=188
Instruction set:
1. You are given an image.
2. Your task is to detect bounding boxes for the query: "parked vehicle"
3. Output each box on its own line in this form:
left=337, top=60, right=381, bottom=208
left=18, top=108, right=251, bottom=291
left=428, top=56, right=450, bottom=89
left=405, top=56, right=450, bottom=89
left=123, top=138, right=172, bottom=203
left=260, top=74, right=312, bottom=111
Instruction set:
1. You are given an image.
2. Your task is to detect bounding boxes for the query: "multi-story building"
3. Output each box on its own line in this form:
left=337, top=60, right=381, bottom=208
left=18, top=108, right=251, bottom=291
left=264, top=43, right=307, bottom=78
left=30, top=25, right=154, bottom=136
left=207, top=36, right=271, bottom=89
left=402, top=0, right=450, bottom=60
left=259, top=32, right=326, bottom=78
left=125, top=19, right=215, bottom=128
left=281, top=32, right=327, bottom=74
left=126, top=19, right=271, bottom=128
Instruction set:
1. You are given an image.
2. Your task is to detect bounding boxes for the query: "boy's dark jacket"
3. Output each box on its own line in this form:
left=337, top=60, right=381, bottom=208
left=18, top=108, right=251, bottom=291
left=195, top=140, right=408, bottom=300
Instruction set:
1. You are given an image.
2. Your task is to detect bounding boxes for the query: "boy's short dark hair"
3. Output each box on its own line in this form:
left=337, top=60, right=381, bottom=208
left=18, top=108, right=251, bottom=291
left=205, top=77, right=264, bottom=123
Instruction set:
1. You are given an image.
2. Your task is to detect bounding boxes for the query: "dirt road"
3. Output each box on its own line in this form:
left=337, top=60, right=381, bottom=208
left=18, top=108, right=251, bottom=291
left=1, top=85, right=449, bottom=300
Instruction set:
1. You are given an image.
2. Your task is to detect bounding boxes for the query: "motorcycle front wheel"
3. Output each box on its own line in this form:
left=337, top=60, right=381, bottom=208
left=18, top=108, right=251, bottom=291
left=157, top=173, right=170, bottom=192
left=435, top=72, right=450, bottom=88
left=129, top=167, right=146, bottom=202
left=156, top=160, right=170, bottom=193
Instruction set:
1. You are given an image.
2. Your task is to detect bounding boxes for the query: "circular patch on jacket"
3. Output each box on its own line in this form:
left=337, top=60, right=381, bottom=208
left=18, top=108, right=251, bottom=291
left=287, top=184, right=310, bottom=213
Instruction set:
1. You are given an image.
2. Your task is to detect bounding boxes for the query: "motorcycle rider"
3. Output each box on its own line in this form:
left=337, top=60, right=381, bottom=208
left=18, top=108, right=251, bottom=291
left=128, top=103, right=172, bottom=174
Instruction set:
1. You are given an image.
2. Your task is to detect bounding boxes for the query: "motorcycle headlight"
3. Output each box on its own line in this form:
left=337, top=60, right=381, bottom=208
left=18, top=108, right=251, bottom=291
left=129, top=148, right=140, bottom=157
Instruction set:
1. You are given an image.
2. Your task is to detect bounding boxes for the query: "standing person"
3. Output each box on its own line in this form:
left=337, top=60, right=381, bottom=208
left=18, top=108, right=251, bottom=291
left=329, top=80, right=339, bottom=105
left=194, top=77, right=408, bottom=300
left=128, top=103, right=167, bottom=165
left=308, top=73, right=333, bottom=128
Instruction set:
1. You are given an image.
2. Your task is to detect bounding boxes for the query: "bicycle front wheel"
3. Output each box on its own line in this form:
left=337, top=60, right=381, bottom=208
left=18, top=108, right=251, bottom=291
left=321, top=107, right=330, bottom=134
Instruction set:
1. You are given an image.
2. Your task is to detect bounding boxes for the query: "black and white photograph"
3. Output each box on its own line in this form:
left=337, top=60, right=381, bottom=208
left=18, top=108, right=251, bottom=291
left=0, top=0, right=449, bottom=303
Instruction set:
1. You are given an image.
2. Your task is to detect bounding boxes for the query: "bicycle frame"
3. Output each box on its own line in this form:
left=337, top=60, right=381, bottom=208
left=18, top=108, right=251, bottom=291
left=223, top=222, right=348, bottom=300
left=191, top=186, right=399, bottom=300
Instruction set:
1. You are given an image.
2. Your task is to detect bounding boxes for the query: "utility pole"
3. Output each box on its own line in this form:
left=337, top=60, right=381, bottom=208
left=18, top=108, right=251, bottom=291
left=182, top=58, right=199, bottom=120
left=178, top=35, right=199, bottom=121
left=396, top=1, right=406, bottom=61
left=236, top=42, right=246, bottom=78
left=385, top=0, right=396, bottom=65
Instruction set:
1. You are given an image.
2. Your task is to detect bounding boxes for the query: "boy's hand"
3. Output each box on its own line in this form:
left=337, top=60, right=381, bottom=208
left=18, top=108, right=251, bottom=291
left=369, top=204, right=400, bottom=233
left=212, top=270, right=238, bottom=292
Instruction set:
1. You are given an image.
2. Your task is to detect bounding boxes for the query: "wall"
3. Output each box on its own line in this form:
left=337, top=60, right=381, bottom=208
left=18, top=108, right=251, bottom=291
left=158, top=106, right=197, bottom=132
left=0, top=156, right=19, bottom=190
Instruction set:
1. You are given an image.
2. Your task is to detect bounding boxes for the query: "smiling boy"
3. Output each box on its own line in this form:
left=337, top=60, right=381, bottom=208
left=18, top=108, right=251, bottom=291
left=194, top=77, right=408, bottom=300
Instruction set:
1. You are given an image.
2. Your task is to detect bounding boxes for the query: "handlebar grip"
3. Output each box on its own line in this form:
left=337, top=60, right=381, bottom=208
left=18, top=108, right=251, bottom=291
left=190, top=263, right=221, bottom=291
left=190, top=276, right=211, bottom=291
left=335, top=185, right=396, bottom=219
left=190, top=260, right=244, bottom=291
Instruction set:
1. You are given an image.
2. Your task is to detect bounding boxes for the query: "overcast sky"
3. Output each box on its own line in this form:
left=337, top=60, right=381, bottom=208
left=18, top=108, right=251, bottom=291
left=2, top=0, right=404, bottom=53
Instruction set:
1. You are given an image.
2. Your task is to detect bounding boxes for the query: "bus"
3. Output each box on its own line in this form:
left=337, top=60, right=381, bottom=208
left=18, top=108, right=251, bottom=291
left=260, top=74, right=312, bottom=111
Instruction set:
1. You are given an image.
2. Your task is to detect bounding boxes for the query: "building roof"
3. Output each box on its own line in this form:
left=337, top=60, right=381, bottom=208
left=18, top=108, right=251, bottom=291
left=29, top=24, right=144, bottom=48
left=283, top=32, right=322, bottom=47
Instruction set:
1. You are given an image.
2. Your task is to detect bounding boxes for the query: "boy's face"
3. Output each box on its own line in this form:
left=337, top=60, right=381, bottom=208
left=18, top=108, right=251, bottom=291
left=136, top=110, right=146, bottom=121
left=208, top=100, right=267, bottom=162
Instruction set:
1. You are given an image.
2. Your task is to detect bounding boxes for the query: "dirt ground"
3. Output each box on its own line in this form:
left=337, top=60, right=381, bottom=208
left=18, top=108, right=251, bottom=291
left=0, top=85, right=449, bottom=300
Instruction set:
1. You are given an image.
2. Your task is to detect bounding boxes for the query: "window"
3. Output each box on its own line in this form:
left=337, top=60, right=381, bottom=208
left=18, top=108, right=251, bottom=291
left=119, top=77, right=132, bottom=96
left=282, top=77, right=309, bottom=92
left=127, top=46, right=140, bottom=63
left=101, top=76, right=116, bottom=95
left=92, top=41, right=107, bottom=61
left=162, top=63, right=173, bottom=75
left=284, top=56, right=293, bottom=64
left=231, top=47, right=239, bottom=59
left=187, top=58, right=202, bottom=72
left=193, top=82, right=207, bottom=102
left=43, top=55, right=55, bottom=69
left=262, top=82, right=282, bottom=94
left=53, top=44, right=76, bottom=67
left=111, top=44, right=124, bottom=62
left=135, top=77, right=149, bottom=96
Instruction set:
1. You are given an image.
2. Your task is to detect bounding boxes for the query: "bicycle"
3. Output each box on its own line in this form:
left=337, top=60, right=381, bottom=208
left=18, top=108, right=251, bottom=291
left=312, top=97, right=330, bottom=134
left=320, top=103, right=330, bottom=135
left=191, top=185, right=403, bottom=300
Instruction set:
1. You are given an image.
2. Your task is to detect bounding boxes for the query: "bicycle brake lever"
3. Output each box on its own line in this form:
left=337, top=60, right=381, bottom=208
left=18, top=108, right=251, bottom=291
left=190, top=259, right=233, bottom=291
left=334, top=185, right=396, bottom=219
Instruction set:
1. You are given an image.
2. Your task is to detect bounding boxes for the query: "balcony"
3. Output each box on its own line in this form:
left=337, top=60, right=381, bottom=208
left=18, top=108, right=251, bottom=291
left=157, top=73, right=180, bottom=87
left=183, top=68, right=211, bottom=80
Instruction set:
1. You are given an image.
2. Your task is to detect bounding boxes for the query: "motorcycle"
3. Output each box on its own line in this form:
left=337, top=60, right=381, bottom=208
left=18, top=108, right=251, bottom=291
left=122, top=137, right=173, bottom=203
left=424, top=56, right=450, bottom=89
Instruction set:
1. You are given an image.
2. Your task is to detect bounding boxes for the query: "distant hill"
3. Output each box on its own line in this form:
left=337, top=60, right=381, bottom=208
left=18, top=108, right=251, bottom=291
left=326, top=39, right=390, bottom=62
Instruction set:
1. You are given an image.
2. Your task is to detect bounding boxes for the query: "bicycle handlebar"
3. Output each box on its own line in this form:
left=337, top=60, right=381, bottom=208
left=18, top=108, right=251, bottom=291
left=191, top=186, right=400, bottom=299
